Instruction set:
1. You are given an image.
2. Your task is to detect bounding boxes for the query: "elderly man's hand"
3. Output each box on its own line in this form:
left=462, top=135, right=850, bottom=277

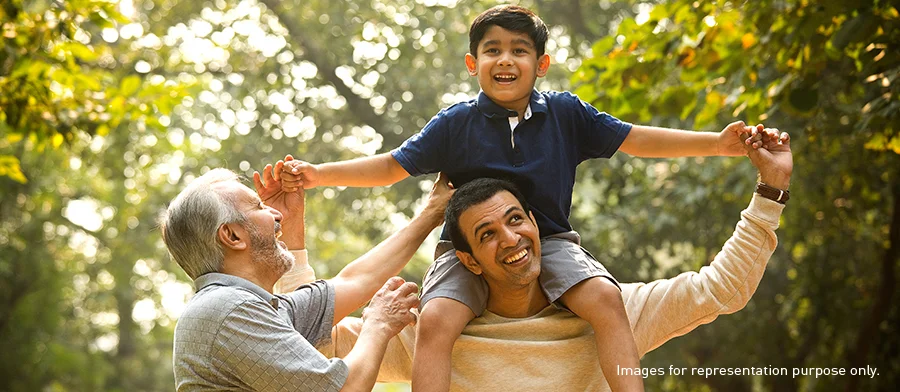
left=254, top=155, right=305, bottom=231
left=743, top=125, right=793, bottom=190
left=418, top=172, right=455, bottom=227
left=361, top=277, right=420, bottom=337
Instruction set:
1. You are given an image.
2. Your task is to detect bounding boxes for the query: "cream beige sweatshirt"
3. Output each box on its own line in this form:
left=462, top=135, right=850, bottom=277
left=283, top=194, right=783, bottom=391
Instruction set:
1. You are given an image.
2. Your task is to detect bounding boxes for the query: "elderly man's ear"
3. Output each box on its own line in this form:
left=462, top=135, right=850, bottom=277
left=457, top=250, right=482, bottom=275
left=218, top=223, right=249, bottom=251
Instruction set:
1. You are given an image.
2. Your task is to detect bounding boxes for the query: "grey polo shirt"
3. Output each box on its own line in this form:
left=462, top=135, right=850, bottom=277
left=173, top=273, right=349, bottom=391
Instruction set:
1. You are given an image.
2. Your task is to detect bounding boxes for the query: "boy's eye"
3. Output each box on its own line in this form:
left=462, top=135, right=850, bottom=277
left=514, top=48, right=528, bottom=54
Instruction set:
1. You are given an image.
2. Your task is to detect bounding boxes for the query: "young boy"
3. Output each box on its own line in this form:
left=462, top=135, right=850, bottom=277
left=282, top=5, right=761, bottom=391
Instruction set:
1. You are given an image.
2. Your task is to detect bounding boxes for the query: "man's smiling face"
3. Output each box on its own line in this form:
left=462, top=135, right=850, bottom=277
left=223, top=183, right=295, bottom=275
left=465, top=25, right=550, bottom=113
left=456, top=191, right=542, bottom=290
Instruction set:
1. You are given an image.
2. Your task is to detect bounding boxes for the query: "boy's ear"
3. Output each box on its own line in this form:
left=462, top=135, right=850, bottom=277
left=465, top=53, right=478, bottom=76
left=457, top=250, right=482, bottom=275
left=536, top=54, right=550, bottom=77
left=217, top=223, right=249, bottom=251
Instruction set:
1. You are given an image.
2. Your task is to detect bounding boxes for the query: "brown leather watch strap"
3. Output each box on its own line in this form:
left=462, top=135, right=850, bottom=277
left=756, top=182, right=790, bottom=204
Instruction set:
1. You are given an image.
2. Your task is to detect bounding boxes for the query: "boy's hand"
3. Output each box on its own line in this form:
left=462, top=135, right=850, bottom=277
left=281, top=158, right=321, bottom=191
left=717, top=121, right=765, bottom=156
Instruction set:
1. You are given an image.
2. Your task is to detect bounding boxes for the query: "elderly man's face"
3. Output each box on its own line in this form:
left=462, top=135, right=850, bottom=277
left=457, top=191, right=541, bottom=290
left=220, top=182, right=294, bottom=275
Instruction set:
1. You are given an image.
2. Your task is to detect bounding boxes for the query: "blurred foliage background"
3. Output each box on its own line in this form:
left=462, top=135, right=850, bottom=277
left=0, top=0, right=897, bottom=391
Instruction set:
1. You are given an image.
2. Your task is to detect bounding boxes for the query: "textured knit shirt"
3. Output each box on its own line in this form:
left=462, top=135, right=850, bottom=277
left=391, top=90, right=632, bottom=238
left=173, top=273, right=348, bottom=391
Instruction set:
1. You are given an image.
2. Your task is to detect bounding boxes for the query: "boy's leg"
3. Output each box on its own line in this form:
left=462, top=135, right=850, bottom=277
left=413, top=298, right=476, bottom=392
left=413, top=244, right=488, bottom=392
left=559, top=277, right=644, bottom=392
left=539, top=234, right=644, bottom=392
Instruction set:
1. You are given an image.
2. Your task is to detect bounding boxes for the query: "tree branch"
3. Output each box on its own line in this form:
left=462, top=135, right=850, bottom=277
left=258, top=0, right=405, bottom=150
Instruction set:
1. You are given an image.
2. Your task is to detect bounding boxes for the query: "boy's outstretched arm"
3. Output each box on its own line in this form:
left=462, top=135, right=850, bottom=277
left=619, top=121, right=759, bottom=158
left=281, top=152, right=410, bottom=190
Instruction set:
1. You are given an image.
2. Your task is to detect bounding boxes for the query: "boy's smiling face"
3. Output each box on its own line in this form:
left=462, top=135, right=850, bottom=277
left=466, top=25, right=550, bottom=114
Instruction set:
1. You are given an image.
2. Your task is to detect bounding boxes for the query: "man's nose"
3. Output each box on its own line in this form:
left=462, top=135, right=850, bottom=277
left=267, top=206, right=283, bottom=221
left=498, top=226, right=518, bottom=248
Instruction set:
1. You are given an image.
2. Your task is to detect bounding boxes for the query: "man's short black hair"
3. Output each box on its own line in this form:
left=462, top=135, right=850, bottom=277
left=447, top=178, right=531, bottom=254
left=468, top=5, right=549, bottom=58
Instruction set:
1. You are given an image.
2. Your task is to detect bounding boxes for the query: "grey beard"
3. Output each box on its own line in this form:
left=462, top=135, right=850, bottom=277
left=248, top=224, right=294, bottom=276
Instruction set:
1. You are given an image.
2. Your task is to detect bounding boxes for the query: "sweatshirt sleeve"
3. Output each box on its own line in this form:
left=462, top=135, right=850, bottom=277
left=621, top=194, right=785, bottom=355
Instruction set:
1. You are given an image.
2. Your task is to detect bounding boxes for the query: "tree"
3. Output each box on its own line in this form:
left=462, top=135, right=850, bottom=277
left=1, top=0, right=189, bottom=390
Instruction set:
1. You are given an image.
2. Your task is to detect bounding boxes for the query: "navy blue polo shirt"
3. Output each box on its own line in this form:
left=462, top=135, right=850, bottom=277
left=392, top=90, right=631, bottom=239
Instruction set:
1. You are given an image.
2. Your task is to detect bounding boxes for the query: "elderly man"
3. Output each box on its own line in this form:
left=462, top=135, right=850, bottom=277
left=316, top=129, right=792, bottom=390
left=160, top=157, right=452, bottom=391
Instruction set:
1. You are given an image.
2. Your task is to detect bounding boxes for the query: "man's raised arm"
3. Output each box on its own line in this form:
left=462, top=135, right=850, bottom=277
left=329, top=173, right=452, bottom=321
left=623, top=128, right=792, bottom=355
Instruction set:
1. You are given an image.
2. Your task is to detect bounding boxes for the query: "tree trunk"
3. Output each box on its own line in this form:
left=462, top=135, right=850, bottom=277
left=846, top=178, right=900, bottom=391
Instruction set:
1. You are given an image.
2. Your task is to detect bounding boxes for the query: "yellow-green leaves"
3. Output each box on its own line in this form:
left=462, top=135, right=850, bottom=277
left=0, top=155, right=26, bottom=183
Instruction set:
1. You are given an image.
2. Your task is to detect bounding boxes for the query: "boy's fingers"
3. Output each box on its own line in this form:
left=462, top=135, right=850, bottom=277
left=777, top=132, right=791, bottom=146
left=289, top=161, right=312, bottom=174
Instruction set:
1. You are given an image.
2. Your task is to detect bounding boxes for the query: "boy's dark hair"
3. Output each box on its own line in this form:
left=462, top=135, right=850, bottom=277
left=469, top=5, right=549, bottom=58
left=447, top=178, right=532, bottom=254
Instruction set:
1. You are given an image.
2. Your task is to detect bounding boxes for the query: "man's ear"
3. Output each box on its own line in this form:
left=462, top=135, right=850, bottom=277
left=536, top=54, right=550, bottom=77
left=528, top=210, right=537, bottom=224
left=217, top=223, right=248, bottom=251
left=456, top=250, right=482, bottom=275
left=465, top=53, right=478, bottom=76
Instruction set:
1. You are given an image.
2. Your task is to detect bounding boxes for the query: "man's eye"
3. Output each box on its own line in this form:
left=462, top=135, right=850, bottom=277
left=510, top=215, right=522, bottom=223
left=480, top=231, right=492, bottom=241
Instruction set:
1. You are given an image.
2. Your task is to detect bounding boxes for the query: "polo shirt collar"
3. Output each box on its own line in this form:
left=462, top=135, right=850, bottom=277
left=475, top=90, right=548, bottom=119
left=195, top=272, right=278, bottom=308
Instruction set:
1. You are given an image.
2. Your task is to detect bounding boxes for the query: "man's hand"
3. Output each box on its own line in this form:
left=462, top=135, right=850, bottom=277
left=742, top=125, right=793, bottom=189
left=253, top=155, right=305, bottom=243
left=418, top=172, right=455, bottom=227
left=717, top=121, right=766, bottom=156
left=361, top=277, right=420, bottom=337
left=281, top=159, right=321, bottom=191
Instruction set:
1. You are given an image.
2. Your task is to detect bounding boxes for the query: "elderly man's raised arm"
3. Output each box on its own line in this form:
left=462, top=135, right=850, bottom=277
left=328, top=173, right=451, bottom=321
left=623, top=128, right=792, bottom=355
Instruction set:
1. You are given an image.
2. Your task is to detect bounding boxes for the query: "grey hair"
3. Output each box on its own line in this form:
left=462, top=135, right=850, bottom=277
left=160, top=169, right=248, bottom=280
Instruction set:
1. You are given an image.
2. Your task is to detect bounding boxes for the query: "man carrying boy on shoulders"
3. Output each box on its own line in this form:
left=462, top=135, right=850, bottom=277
left=281, top=5, right=776, bottom=391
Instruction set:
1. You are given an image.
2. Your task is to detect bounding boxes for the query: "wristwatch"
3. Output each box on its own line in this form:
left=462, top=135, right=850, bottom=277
left=756, top=182, right=790, bottom=204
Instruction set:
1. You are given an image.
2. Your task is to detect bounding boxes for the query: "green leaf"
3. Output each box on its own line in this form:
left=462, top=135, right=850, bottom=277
left=0, top=155, right=27, bottom=183
left=59, top=42, right=99, bottom=62
left=120, top=75, right=141, bottom=97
